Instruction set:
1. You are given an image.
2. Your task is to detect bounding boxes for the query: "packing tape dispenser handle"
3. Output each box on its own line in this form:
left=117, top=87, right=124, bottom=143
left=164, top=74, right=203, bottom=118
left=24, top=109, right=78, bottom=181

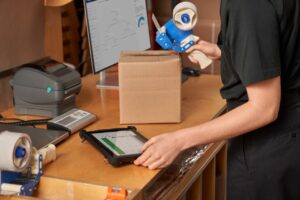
left=189, top=50, right=213, bottom=70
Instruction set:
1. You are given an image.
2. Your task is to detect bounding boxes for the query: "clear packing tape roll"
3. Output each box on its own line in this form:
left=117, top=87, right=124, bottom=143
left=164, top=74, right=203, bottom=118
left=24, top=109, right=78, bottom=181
left=0, top=131, right=32, bottom=172
left=173, top=2, right=198, bottom=31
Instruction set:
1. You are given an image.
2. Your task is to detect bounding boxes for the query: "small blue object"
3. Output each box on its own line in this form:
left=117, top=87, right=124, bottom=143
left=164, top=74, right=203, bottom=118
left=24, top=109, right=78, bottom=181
left=1, top=171, right=22, bottom=183
left=155, top=31, right=173, bottom=50
left=181, top=13, right=190, bottom=24
left=155, top=19, right=195, bottom=52
left=47, top=87, right=53, bottom=93
left=15, top=146, right=26, bottom=158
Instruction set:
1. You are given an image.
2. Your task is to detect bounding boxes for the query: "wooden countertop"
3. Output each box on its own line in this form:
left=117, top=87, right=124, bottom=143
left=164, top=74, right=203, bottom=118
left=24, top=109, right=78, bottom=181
left=1, top=74, right=225, bottom=191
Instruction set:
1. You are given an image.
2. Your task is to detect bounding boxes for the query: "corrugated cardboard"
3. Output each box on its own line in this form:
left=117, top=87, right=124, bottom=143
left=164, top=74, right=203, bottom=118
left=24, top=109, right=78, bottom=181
left=119, top=51, right=181, bottom=124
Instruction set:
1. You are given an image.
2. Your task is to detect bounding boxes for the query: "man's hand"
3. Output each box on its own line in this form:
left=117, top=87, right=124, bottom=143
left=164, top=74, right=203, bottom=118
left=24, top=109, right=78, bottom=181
left=134, top=132, right=184, bottom=170
left=186, top=40, right=221, bottom=64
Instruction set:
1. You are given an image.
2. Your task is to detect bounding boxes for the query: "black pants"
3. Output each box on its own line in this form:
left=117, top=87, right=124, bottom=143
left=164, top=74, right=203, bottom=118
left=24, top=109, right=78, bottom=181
left=227, top=101, right=300, bottom=200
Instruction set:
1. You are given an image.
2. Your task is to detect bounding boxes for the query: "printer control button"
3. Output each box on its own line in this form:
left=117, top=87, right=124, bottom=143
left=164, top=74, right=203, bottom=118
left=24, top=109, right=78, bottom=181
left=47, top=87, right=53, bottom=93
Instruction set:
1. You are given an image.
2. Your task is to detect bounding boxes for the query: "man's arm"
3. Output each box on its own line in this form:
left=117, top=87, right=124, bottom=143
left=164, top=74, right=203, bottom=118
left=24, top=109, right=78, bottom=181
left=179, top=76, right=281, bottom=149
left=134, top=76, right=281, bottom=169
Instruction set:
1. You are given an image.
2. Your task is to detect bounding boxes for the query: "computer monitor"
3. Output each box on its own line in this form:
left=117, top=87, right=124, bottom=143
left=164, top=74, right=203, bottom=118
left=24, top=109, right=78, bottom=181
left=84, top=0, right=151, bottom=89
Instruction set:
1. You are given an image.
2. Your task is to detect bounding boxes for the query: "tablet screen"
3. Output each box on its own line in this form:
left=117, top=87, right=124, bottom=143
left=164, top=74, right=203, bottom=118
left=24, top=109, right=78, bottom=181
left=92, top=130, right=144, bottom=156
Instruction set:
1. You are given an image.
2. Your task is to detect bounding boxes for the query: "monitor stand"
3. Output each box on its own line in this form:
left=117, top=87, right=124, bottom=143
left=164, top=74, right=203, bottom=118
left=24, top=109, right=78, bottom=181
left=96, top=71, right=119, bottom=90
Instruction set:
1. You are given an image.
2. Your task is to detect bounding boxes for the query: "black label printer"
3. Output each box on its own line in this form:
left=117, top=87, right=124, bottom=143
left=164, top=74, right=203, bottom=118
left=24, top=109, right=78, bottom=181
left=10, top=59, right=81, bottom=117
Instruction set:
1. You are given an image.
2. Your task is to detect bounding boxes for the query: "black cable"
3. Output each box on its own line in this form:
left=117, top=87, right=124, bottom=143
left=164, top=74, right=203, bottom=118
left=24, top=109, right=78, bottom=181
left=0, top=117, right=51, bottom=127
left=0, top=117, right=25, bottom=122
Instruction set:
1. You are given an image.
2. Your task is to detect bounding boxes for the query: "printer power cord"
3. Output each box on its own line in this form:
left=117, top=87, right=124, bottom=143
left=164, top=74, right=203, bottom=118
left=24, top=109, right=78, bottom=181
left=0, top=115, right=51, bottom=127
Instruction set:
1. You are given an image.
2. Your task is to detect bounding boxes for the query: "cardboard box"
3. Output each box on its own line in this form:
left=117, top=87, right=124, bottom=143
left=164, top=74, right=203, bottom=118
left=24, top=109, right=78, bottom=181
left=119, top=51, right=181, bottom=124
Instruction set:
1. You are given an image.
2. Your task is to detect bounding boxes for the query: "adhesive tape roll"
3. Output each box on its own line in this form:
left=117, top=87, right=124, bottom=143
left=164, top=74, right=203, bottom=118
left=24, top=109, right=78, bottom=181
left=173, top=2, right=198, bottom=31
left=0, top=131, right=32, bottom=172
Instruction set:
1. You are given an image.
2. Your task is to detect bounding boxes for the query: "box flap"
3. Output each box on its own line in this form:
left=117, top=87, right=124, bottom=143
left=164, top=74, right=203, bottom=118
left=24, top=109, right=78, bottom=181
left=121, top=50, right=176, bottom=56
left=119, top=50, right=180, bottom=63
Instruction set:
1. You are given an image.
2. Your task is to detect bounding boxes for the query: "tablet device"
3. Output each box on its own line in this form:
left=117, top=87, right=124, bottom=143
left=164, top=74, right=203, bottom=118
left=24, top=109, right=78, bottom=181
left=80, top=126, right=147, bottom=166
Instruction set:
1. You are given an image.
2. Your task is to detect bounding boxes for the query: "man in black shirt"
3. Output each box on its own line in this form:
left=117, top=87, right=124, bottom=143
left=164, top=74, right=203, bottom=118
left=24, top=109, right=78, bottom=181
left=135, top=0, right=300, bottom=199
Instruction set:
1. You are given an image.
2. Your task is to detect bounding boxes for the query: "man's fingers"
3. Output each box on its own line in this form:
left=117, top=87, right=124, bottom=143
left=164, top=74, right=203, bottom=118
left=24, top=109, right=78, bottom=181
left=148, top=158, right=166, bottom=170
left=188, top=55, right=199, bottom=64
left=141, top=140, right=153, bottom=152
left=186, top=45, right=197, bottom=53
left=134, top=148, right=152, bottom=165
left=186, top=40, right=208, bottom=53
left=142, top=154, right=161, bottom=168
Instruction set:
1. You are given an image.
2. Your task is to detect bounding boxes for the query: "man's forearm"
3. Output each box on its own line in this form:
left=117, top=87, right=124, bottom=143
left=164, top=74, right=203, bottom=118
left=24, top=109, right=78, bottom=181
left=176, top=100, right=277, bottom=150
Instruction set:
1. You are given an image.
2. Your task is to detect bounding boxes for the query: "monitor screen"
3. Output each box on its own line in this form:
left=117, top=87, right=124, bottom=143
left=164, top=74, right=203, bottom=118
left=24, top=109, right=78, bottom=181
left=84, top=0, right=151, bottom=73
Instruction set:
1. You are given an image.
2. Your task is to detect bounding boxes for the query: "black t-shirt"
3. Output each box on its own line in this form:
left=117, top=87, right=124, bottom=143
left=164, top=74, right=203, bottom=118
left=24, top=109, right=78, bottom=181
left=219, top=0, right=300, bottom=109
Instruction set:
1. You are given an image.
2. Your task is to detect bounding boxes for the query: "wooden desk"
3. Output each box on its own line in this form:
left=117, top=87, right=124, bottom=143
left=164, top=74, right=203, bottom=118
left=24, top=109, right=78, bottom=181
left=1, top=74, right=226, bottom=200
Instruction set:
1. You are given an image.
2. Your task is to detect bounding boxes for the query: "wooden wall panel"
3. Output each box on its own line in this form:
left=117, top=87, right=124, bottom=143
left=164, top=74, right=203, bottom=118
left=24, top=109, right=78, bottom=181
left=44, top=6, right=64, bottom=62
left=0, top=0, right=45, bottom=73
left=0, top=75, right=13, bottom=113
left=61, top=2, right=80, bottom=68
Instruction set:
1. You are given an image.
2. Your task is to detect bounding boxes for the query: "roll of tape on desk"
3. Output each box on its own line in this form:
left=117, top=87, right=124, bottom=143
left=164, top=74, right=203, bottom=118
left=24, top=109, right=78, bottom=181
left=0, top=131, right=32, bottom=172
